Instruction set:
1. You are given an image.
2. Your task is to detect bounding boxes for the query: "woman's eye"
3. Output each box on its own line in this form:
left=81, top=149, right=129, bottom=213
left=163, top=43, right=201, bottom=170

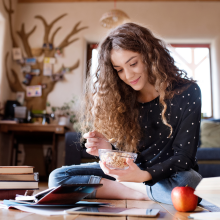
left=131, top=62, right=137, bottom=66
left=117, top=69, right=122, bottom=73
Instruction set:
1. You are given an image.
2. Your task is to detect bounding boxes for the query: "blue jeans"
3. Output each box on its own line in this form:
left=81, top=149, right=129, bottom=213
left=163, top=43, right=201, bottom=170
left=48, top=162, right=202, bottom=205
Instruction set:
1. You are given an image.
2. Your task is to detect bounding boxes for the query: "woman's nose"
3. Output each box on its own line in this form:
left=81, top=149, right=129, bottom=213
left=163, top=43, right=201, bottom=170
left=125, top=69, right=135, bottom=80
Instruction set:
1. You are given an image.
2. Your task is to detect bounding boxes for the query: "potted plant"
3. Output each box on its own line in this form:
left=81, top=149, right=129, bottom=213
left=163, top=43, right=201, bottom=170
left=47, top=98, right=77, bottom=127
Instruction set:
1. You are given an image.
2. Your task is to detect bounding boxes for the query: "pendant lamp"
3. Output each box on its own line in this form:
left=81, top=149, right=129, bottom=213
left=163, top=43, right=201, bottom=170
left=100, top=0, right=130, bottom=29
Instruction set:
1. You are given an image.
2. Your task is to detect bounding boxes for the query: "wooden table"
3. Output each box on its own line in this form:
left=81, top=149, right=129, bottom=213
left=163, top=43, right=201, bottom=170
left=0, top=199, right=211, bottom=220
left=0, top=182, right=215, bottom=220
left=0, top=123, right=67, bottom=171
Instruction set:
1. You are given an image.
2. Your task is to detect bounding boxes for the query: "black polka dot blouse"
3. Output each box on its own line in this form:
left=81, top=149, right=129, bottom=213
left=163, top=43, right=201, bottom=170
left=136, top=82, right=201, bottom=186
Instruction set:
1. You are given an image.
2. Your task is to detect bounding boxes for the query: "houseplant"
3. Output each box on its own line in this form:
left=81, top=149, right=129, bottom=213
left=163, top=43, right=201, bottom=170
left=47, top=98, right=77, bottom=127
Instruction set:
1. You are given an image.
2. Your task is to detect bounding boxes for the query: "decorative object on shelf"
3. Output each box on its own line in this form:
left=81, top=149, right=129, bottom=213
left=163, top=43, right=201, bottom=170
left=31, top=47, right=43, bottom=57
left=3, top=0, right=88, bottom=110
left=16, top=92, right=25, bottom=105
left=54, top=47, right=63, bottom=58
left=100, top=0, right=130, bottom=29
left=22, top=73, right=33, bottom=85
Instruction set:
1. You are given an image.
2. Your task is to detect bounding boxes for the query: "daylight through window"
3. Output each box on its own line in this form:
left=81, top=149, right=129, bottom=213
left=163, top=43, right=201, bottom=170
left=168, top=44, right=212, bottom=118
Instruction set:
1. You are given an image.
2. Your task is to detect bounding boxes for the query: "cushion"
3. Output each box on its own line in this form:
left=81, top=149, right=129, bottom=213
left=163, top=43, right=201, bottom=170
left=197, top=148, right=220, bottom=160
left=200, top=120, right=220, bottom=148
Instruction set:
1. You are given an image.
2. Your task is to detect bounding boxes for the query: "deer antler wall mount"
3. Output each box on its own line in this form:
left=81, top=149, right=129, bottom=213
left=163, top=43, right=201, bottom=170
left=3, top=0, right=88, bottom=110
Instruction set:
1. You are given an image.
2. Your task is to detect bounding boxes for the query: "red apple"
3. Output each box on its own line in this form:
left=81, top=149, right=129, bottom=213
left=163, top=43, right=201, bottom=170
left=171, top=186, right=198, bottom=212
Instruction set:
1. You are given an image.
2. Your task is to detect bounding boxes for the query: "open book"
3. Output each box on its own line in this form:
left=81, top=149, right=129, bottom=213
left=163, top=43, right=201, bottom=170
left=14, top=184, right=103, bottom=205
left=188, top=177, right=220, bottom=219
left=193, top=177, right=220, bottom=208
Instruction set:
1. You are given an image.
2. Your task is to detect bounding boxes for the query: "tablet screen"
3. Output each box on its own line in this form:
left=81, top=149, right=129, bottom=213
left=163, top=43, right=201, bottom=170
left=65, top=206, right=160, bottom=217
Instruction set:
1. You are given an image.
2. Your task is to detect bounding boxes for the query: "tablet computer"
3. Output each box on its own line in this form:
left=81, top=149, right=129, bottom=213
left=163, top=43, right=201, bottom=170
left=65, top=206, right=160, bottom=217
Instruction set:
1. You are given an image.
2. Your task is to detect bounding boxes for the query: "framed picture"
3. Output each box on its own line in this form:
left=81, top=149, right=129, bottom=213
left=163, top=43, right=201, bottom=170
left=44, top=57, right=56, bottom=64
left=21, top=65, right=31, bottom=73
left=26, top=85, right=42, bottom=97
left=25, top=58, right=37, bottom=65
left=43, top=63, right=52, bottom=76
left=12, top=48, right=22, bottom=60
left=30, top=69, right=40, bottom=76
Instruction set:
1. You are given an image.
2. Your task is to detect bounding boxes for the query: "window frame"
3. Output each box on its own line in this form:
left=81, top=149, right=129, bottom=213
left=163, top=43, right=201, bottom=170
left=170, top=44, right=213, bottom=119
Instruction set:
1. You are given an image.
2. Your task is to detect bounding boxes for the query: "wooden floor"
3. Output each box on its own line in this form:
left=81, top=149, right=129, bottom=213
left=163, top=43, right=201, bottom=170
left=0, top=182, right=211, bottom=220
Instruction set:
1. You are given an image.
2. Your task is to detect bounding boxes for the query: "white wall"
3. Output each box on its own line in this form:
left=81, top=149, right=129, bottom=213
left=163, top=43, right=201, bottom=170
left=12, top=2, right=220, bottom=118
left=0, top=0, right=16, bottom=108
left=0, top=0, right=18, bottom=165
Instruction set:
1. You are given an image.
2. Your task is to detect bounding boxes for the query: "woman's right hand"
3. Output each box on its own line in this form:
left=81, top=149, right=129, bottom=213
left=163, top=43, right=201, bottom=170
left=83, top=131, right=112, bottom=156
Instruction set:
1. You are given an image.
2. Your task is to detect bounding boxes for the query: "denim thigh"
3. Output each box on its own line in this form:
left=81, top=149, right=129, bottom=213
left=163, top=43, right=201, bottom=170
left=48, top=162, right=115, bottom=188
left=146, top=169, right=202, bottom=205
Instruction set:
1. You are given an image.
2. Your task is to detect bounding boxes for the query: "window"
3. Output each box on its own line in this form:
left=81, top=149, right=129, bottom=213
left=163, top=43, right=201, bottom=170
left=168, top=44, right=212, bottom=118
left=86, top=43, right=98, bottom=79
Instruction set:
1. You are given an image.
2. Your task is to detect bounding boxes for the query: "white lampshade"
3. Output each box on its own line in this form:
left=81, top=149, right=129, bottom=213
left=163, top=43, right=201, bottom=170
left=100, top=9, right=130, bottom=29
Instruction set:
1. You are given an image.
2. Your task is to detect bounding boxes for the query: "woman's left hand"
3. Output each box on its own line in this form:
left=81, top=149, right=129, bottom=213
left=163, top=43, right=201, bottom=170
left=99, top=158, right=152, bottom=182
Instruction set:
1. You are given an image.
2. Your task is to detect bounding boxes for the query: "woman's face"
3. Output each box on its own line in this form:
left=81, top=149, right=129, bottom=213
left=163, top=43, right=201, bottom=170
left=110, top=49, right=149, bottom=91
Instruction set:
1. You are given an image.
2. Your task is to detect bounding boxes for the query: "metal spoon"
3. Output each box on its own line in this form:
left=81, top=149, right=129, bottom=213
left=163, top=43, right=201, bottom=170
left=96, top=137, right=117, bottom=147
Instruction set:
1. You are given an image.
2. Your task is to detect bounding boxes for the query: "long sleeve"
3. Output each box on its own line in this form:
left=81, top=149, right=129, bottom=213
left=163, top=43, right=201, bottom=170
left=137, top=83, right=201, bottom=186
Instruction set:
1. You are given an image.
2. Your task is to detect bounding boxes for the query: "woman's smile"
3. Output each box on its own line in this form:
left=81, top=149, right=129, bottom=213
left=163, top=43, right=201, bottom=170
left=130, top=76, right=141, bottom=85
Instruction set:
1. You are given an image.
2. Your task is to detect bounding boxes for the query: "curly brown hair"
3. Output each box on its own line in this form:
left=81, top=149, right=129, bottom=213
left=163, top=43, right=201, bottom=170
left=79, top=22, right=194, bottom=152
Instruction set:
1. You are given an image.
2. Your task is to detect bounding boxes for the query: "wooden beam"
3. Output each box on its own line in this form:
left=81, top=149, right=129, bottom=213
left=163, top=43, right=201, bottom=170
left=18, top=0, right=220, bottom=3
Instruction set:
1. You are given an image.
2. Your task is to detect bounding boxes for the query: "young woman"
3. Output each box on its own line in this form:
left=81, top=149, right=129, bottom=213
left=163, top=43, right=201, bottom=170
left=49, top=22, right=202, bottom=204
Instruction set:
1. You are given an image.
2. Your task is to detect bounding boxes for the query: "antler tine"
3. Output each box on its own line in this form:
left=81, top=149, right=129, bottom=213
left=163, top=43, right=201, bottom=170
left=60, top=38, right=79, bottom=49
left=50, top=27, right=61, bottom=45
left=35, top=14, right=67, bottom=44
left=3, top=0, right=14, bottom=13
left=54, top=60, right=80, bottom=75
left=27, top=25, right=37, bottom=37
left=58, top=21, right=88, bottom=49
left=17, top=23, right=37, bottom=57
left=50, top=13, right=67, bottom=28
left=3, top=0, right=17, bottom=47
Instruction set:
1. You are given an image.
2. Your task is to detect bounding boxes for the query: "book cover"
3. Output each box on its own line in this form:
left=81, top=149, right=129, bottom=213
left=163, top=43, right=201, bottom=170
left=0, top=189, right=27, bottom=200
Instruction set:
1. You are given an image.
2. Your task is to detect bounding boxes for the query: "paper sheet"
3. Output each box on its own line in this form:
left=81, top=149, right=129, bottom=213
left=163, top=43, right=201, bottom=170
left=11, top=205, right=74, bottom=216
left=189, top=212, right=220, bottom=219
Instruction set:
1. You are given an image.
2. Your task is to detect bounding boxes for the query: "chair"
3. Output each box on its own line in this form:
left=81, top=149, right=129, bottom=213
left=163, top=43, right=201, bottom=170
left=64, top=132, right=98, bottom=165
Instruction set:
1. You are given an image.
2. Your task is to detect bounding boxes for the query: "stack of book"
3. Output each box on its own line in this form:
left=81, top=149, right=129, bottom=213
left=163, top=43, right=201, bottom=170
left=0, top=166, right=39, bottom=200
